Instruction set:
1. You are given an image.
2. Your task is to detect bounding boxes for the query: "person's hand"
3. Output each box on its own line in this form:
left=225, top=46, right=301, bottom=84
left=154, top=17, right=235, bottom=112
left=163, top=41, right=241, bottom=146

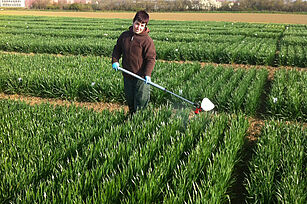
left=145, top=76, right=151, bottom=84
left=112, top=62, right=119, bottom=71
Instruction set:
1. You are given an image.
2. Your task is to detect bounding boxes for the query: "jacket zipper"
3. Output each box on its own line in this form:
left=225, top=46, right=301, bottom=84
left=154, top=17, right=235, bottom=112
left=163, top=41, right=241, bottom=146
left=129, top=34, right=134, bottom=64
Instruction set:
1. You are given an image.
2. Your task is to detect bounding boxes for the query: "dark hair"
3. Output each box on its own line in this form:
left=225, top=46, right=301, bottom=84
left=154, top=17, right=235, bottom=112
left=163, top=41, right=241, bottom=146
left=133, top=10, right=149, bottom=25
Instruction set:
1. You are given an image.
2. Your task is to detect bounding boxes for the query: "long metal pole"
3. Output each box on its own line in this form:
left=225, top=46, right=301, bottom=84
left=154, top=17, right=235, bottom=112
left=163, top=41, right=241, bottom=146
left=118, top=67, right=198, bottom=107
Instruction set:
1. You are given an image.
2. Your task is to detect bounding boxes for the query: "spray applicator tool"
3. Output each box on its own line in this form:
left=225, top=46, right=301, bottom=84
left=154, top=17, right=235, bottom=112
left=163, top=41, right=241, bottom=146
left=195, top=98, right=215, bottom=114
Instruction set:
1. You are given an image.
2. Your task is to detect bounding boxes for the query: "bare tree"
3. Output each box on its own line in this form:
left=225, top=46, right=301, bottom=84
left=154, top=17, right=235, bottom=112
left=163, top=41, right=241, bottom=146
left=31, top=0, right=50, bottom=9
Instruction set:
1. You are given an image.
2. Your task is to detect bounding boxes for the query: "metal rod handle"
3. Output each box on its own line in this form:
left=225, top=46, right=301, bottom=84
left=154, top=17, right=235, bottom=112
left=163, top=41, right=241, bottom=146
left=118, top=67, right=166, bottom=91
left=117, top=67, right=197, bottom=107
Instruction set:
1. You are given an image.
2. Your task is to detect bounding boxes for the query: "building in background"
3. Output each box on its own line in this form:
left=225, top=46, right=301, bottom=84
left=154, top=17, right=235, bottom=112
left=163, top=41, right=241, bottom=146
left=0, top=0, right=91, bottom=8
left=0, top=0, right=25, bottom=7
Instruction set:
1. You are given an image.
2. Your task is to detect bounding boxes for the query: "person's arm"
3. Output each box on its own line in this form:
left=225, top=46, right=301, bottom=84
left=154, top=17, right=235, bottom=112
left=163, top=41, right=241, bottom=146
left=112, top=34, right=123, bottom=63
left=144, top=38, right=156, bottom=77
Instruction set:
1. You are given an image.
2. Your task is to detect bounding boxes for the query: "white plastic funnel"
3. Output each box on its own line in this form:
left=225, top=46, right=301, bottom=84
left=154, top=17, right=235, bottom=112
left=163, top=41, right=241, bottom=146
left=201, top=98, right=215, bottom=111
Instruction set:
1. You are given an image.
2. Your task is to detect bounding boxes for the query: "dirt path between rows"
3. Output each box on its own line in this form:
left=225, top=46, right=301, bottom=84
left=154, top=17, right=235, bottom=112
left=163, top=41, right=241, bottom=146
left=0, top=92, right=129, bottom=112
left=1, top=10, right=307, bottom=24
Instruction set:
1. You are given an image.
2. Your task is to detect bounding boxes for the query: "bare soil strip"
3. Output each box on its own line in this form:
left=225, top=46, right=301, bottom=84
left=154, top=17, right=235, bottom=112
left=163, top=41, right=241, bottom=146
left=1, top=92, right=305, bottom=129
left=230, top=117, right=263, bottom=203
left=1, top=10, right=307, bottom=24
left=0, top=92, right=129, bottom=112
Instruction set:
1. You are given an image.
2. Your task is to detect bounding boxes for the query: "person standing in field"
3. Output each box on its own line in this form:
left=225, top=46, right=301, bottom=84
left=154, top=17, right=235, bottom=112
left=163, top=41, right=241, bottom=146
left=112, top=10, right=156, bottom=115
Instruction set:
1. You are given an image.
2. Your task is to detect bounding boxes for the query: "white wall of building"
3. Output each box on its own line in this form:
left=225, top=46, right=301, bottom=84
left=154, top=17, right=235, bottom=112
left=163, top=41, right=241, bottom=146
left=0, top=0, right=25, bottom=7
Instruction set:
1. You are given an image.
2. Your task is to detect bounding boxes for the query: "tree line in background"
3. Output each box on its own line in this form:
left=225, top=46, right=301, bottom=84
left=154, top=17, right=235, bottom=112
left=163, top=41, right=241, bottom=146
left=31, top=0, right=307, bottom=12
left=231, top=0, right=307, bottom=12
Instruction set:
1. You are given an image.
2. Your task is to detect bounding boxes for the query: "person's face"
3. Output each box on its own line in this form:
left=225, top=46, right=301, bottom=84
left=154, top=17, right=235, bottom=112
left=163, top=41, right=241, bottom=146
left=133, top=20, right=146, bottom=34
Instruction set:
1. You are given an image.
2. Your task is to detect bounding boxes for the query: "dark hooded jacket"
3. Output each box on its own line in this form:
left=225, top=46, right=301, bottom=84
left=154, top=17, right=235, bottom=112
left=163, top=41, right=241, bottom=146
left=112, top=26, right=156, bottom=78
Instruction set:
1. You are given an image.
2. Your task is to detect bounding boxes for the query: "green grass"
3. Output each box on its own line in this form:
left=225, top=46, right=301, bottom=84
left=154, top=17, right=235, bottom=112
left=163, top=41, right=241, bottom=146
left=0, top=99, right=250, bottom=203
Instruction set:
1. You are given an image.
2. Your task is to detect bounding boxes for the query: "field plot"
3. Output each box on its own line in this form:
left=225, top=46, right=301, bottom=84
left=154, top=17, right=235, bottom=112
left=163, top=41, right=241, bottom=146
left=0, top=52, right=269, bottom=116
left=0, top=15, right=306, bottom=67
left=245, top=121, right=306, bottom=203
left=267, top=69, right=307, bottom=122
left=0, top=53, right=125, bottom=102
left=2, top=48, right=304, bottom=120
left=279, top=24, right=307, bottom=67
left=1, top=100, right=248, bottom=203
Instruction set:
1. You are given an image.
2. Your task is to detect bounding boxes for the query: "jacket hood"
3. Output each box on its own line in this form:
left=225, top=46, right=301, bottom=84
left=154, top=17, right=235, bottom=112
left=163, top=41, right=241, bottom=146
left=129, top=26, right=150, bottom=35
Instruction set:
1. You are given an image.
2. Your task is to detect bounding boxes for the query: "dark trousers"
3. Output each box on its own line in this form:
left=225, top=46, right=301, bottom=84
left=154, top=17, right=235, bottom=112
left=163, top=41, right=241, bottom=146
left=123, top=76, right=150, bottom=114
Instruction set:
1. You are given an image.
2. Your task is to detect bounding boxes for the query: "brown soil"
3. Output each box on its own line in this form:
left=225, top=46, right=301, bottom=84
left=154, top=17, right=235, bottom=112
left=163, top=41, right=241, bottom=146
left=246, top=117, right=265, bottom=141
left=0, top=93, right=129, bottom=112
left=1, top=10, right=307, bottom=25
left=230, top=117, right=263, bottom=203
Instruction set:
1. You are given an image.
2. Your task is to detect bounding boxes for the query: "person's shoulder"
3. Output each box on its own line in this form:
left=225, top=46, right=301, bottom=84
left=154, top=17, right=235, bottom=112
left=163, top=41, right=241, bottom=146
left=144, top=29, right=154, bottom=40
left=118, top=30, right=131, bottom=39
left=145, top=35, right=154, bottom=44
left=121, top=30, right=131, bottom=35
